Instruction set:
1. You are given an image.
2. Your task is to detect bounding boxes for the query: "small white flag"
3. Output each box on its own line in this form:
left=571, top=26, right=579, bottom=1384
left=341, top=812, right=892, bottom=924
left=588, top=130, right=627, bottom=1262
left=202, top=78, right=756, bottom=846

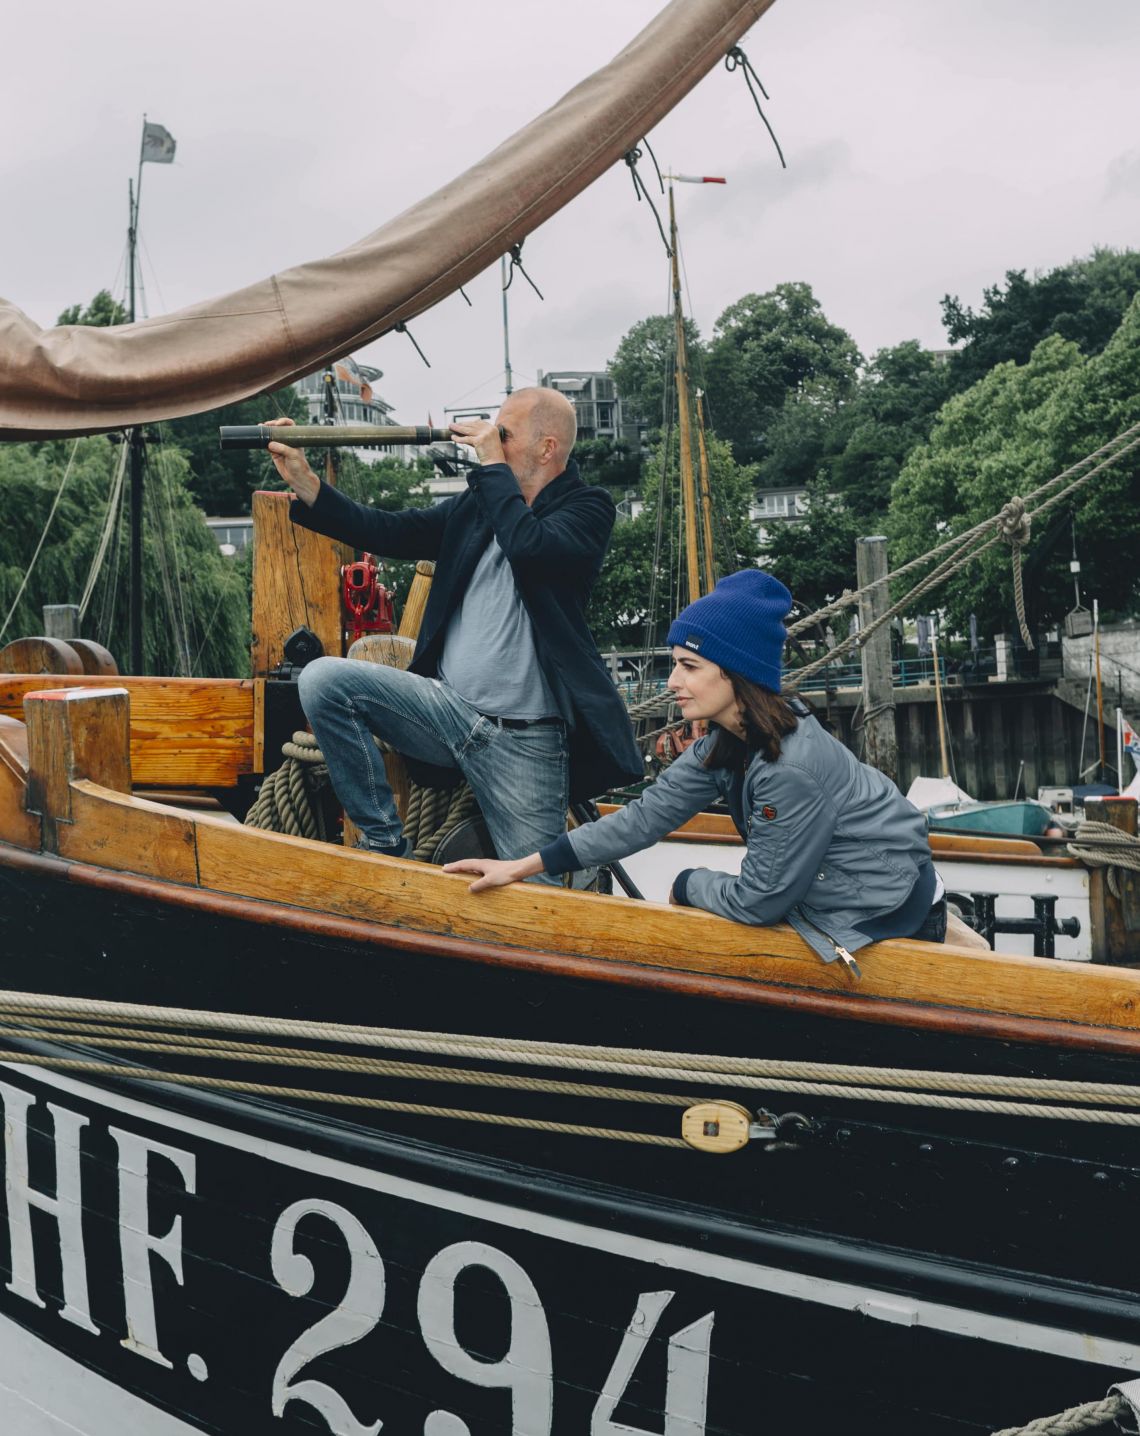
left=141, top=121, right=176, bottom=164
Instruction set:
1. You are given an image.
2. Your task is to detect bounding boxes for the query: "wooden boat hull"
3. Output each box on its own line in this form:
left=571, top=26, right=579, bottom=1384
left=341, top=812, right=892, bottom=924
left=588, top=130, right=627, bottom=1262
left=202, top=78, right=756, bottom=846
left=5, top=688, right=1140, bottom=1433
left=2, top=1052, right=1138, bottom=1436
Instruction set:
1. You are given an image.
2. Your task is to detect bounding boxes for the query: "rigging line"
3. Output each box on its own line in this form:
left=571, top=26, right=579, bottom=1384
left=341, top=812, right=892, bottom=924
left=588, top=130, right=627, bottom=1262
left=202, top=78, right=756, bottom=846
left=394, top=320, right=431, bottom=368
left=0, top=439, right=81, bottom=644
left=502, top=241, right=544, bottom=300
left=78, top=441, right=129, bottom=619
left=724, top=46, right=787, bottom=169
left=141, top=449, right=189, bottom=674
left=138, top=233, right=168, bottom=316
left=787, top=419, right=1140, bottom=637
left=95, top=469, right=128, bottom=650
left=622, top=149, right=672, bottom=257
left=151, top=439, right=195, bottom=673
left=640, top=135, right=665, bottom=194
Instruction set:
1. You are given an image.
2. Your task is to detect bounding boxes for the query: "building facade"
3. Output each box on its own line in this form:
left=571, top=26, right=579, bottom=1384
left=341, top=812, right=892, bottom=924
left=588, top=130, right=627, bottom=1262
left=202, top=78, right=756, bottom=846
left=536, top=371, right=642, bottom=446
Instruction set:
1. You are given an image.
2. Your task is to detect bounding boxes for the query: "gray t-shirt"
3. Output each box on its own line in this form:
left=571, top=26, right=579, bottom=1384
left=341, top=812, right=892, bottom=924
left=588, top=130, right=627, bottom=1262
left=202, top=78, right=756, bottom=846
left=438, top=537, right=559, bottom=719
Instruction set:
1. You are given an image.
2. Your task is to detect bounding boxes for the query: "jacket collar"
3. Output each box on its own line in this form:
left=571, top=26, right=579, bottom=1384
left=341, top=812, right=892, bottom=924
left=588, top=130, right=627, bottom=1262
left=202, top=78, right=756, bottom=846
left=531, top=457, right=582, bottom=514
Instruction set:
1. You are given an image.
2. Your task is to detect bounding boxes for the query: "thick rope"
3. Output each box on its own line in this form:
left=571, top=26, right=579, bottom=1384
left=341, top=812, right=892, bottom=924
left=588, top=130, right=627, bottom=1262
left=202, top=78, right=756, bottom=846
left=786, top=419, right=1140, bottom=641
left=6, top=995, right=1140, bottom=1121
left=244, top=730, right=329, bottom=840
left=246, top=729, right=484, bottom=858
left=0, top=1054, right=681, bottom=1146
left=991, top=1392, right=1128, bottom=1436
left=781, top=420, right=1140, bottom=690
left=1067, top=821, right=1140, bottom=900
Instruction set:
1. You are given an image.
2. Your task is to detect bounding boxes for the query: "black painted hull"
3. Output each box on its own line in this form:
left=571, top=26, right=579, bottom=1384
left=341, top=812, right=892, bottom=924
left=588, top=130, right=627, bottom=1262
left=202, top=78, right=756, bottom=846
left=3, top=848, right=1140, bottom=1433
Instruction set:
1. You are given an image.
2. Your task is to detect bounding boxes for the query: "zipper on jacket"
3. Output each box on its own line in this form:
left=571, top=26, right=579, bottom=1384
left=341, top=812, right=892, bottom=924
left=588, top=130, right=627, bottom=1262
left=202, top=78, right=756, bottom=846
left=797, top=911, right=862, bottom=980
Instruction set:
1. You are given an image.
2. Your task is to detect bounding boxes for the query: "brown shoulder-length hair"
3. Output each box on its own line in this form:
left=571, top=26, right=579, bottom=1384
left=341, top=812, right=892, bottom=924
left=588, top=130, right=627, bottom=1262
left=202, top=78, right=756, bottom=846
left=702, top=672, right=800, bottom=770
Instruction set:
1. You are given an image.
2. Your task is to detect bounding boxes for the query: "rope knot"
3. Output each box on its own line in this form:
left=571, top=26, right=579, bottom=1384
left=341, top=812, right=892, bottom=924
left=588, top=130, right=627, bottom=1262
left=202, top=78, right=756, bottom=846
left=997, top=496, right=1032, bottom=547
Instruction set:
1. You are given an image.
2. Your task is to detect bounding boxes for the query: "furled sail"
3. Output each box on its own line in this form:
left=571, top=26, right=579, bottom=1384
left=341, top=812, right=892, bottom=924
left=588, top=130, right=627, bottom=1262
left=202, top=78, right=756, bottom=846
left=0, top=0, right=775, bottom=440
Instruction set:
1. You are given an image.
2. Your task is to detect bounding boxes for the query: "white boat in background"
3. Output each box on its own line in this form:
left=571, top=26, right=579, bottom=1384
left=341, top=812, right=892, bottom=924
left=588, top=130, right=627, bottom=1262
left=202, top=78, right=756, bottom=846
left=609, top=810, right=1092, bottom=962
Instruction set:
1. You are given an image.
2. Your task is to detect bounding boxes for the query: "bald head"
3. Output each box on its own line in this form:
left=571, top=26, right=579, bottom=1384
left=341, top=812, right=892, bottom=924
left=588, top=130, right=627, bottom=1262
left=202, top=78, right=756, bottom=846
left=501, top=386, right=577, bottom=472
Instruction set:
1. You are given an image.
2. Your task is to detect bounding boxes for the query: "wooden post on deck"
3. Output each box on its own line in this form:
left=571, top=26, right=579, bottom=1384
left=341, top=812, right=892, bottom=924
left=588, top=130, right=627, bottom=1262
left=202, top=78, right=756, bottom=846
left=856, top=536, right=898, bottom=785
left=250, top=491, right=351, bottom=677
left=23, top=687, right=131, bottom=852
left=1086, top=796, right=1140, bottom=964
left=43, top=605, right=80, bottom=640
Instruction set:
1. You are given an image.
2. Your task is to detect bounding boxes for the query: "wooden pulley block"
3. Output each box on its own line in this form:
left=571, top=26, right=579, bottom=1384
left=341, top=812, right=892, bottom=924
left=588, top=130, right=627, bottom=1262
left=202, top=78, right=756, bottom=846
left=681, top=1100, right=753, bottom=1154
left=67, top=639, right=119, bottom=675
left=0, top=636, right=83, bottom=675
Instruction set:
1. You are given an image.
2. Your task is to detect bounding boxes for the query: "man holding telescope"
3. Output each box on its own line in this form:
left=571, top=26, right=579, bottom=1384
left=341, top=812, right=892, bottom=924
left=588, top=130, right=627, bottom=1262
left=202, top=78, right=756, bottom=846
left=265, top=386, right=642, bottom=877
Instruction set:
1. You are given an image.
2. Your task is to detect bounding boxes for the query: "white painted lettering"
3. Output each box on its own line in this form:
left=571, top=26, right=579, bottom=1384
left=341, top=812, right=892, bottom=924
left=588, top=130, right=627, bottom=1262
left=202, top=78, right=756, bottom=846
left=270, top=1197, right=384, bottom=1436
left=418, top=1240, right=553, bottom=1436
left=592, top=1291, right=714, bottom=1436
left=107, top=1126, right=196, bottom=1369
left=0, top=1081, right=98, bottom=1334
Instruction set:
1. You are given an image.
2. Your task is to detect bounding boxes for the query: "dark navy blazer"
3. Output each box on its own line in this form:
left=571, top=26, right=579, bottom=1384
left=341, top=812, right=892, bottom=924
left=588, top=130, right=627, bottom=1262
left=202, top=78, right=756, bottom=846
left=290, top=459, right=643, bottom=802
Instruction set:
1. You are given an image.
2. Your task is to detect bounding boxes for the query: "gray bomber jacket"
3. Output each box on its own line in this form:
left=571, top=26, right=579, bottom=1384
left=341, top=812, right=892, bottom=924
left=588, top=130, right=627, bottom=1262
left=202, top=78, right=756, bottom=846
left=548, top=713, right=932, bottom=965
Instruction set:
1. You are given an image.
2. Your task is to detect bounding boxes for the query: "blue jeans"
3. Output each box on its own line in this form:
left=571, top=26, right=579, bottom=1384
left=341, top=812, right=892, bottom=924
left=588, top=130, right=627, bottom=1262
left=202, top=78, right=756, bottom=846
left=297, top=657, right=568, bottom=884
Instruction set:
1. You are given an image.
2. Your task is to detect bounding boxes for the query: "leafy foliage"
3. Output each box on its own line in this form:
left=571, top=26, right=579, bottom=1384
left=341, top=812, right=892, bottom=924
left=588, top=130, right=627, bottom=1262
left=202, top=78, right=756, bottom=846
left=589, top=431, right=759, bottom=648
left=160, top=386, right=308, bottom=516
left=941, top=248, right=1140, bottom=391
left=56, top=290, right=127, bottom=327
left=888, top=298, right=1140, bottom=636
left=609, top=314, right=702, bottom=437
left=703, top=282, right=862, bottom=464
left=0, top=437, right=250, bottom=675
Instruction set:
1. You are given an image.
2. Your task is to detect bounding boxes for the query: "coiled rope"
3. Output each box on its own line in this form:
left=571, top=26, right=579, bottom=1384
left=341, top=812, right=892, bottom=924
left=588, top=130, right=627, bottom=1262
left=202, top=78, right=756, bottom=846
left=244, top=730, right=331, bottom=841
left=1067, top=821, right=1140, bottom=899
left=245, top=730, right=484, bottom=860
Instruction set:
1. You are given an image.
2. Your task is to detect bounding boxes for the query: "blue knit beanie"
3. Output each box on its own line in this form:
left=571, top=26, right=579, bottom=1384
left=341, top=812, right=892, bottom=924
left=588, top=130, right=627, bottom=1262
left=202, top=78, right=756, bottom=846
left=666, top=569, right=791, bottom=692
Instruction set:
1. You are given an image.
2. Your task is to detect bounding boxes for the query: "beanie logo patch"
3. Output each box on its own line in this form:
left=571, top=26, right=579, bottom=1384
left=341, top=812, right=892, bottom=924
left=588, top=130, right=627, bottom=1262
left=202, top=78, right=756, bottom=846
left=761, top=804, right=778, bottom=821
left=683, top=634, right=703, bottom=652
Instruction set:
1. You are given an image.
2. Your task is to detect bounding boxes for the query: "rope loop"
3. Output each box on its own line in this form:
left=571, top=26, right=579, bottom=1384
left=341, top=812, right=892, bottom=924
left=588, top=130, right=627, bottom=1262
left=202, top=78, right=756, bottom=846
left=997, top=495, right=1032, bottom=547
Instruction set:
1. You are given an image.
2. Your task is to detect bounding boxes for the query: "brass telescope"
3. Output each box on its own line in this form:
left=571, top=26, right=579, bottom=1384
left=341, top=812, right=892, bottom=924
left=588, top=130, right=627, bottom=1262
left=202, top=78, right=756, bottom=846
left=218, top=424, right=457, bottom=451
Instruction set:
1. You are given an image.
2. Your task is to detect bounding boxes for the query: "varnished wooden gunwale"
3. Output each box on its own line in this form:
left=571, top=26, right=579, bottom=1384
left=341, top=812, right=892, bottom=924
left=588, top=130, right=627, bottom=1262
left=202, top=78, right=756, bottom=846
left=8, top=769, right=1140, bottom=1041
left=2, top=838, right=1138, bottom=1057
left=0, top=675, right=256, bottom=786
left=4, top=693, right=1133, bottom=1044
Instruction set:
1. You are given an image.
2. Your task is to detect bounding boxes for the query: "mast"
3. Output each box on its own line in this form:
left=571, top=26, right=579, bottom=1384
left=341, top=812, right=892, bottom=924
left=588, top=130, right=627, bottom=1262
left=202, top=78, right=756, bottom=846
left=693, top=388, right=717, bottom=595
left=666, top=173, right=725, bottom=601
left=127, top=176, right=144, bottom=674
left=501, top=255, right=513, bottom=396
left=668, top=183, right=700, bottom=607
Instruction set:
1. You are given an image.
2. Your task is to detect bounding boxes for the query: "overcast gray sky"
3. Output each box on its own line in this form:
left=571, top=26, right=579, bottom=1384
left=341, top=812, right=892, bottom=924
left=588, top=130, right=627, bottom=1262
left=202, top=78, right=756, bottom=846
left=3, top=0, right=1138, bottom=428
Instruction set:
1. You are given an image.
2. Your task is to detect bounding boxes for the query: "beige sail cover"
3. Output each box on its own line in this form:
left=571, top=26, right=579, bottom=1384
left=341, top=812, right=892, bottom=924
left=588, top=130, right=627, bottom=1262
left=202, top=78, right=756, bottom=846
left=0, top=0, right=775, bottom=440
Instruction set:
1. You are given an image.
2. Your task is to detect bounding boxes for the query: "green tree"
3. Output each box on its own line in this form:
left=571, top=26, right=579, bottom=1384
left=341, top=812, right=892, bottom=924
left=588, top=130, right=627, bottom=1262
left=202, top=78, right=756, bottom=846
left=888, top=299, right=1140, bottom=637
left=160, top=386, right=309, bottom=516
left=828, top=341, right=952, bottom=522
left=0, top=437, right=250, bottom=675
left=761, top=483, right=862, bottom=618
left=588, top=431, right=759, bottom=649
left=703, top=282, right=862, bottom=464
left=572, top=436, right=643, bottom=495
left=609, top=314, right=702, bottom=436
left=942, top=247, right=1140, bottom=392
left=56, top=290, right=127, bottom=327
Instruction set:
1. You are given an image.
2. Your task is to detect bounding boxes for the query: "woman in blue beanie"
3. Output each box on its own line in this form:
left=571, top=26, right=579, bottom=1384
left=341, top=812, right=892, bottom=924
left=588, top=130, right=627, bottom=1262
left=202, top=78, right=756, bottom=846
left=445, top=570, right=945, bottom=972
